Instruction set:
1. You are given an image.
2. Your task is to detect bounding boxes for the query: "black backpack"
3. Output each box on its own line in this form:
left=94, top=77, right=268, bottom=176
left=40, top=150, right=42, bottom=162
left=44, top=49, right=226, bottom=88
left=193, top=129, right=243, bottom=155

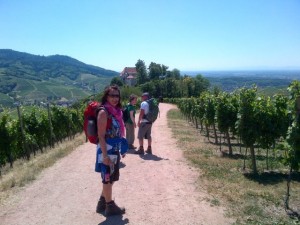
left=122, top=104, right=130, bottom=122
left=144, top=98, right=159, bottom=123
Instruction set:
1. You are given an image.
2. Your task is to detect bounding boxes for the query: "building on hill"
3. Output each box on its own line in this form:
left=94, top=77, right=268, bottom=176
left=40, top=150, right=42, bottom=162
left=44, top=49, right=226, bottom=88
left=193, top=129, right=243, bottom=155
left=120, top=67, right=137, bottom=86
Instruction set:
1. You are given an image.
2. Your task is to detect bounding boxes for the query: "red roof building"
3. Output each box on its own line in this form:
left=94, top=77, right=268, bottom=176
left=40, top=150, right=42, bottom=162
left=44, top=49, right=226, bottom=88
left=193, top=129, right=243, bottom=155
left=120, top=67, right=137, bottom=86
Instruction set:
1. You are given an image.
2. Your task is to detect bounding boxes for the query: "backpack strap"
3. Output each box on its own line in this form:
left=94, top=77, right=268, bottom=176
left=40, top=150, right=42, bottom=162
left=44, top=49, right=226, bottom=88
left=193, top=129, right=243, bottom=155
left=98, top=105, right=107, bottom=115
left=98, top=106, right=112, bottom=118
left=98, top=106, right=112, bottom=131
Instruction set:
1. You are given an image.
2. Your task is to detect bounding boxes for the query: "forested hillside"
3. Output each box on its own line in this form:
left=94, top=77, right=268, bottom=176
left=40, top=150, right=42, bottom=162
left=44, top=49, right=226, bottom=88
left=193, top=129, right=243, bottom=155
left=0, top=49, right=118, bottom=107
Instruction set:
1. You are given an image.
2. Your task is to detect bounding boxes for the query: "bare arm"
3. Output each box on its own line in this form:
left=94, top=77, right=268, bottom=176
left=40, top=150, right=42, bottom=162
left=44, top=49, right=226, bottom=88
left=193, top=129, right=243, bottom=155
left=97, top=109, right=110, bottom=165
left=130, top=110, right=136, bottom=128
left=138, top=109, right=145, bottom=127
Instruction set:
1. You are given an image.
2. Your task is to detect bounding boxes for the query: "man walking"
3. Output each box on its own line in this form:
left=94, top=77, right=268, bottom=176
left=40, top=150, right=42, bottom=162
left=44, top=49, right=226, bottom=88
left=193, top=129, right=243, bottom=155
left=135, top=92, right=152, bottom=154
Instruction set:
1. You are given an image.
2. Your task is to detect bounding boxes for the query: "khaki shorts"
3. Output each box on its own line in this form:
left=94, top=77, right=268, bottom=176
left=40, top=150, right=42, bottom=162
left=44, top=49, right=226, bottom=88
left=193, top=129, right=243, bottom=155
left=138, top=122, right=152, bottom=140
left=125, top=122, right=135, bottom=145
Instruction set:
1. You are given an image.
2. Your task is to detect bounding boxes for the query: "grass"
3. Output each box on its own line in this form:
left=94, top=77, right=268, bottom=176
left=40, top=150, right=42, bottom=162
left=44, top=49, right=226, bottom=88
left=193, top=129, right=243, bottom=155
left=0, top=133, right=86, bottom=205
left=167, top=108, right=300, bottom=225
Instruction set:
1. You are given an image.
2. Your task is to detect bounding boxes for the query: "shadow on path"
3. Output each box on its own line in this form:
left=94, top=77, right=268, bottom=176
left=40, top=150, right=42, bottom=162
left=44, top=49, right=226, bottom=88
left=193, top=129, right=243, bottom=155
left=139, top=153, right=168, bottom=161
left=98, top=215, right=129, bottom=225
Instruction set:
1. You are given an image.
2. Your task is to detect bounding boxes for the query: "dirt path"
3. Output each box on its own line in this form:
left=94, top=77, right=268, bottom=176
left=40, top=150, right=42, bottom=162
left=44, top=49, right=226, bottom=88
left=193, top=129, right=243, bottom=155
left=0, top=103, right=233, bottom=225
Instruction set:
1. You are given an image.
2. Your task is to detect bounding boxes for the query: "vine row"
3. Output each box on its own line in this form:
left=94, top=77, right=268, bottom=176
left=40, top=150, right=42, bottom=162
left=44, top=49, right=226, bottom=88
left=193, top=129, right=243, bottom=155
left=0, top=102, right=84, bottom=174
left=165, top=81, right=300, bottom=174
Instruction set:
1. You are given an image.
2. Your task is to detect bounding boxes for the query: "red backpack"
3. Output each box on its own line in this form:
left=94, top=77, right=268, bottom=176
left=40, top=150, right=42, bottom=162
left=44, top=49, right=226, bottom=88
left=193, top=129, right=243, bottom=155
left=83, top=101, right=113, bottom=144
left=83, top=101, right=102, bottom=144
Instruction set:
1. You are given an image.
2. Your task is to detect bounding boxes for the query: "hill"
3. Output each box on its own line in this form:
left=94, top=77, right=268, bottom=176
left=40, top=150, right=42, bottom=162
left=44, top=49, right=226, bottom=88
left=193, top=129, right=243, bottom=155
left=0, top=49, right=119, bottom=107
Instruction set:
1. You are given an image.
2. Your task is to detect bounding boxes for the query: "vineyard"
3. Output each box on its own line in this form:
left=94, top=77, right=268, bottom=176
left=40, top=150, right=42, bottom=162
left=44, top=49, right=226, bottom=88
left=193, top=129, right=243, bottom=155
left=165, top=81, right=300, bottom=216
left=0, top=102, right=85, bottom=175
left=0, top=94, right=134, bottom=175
left=0, top=80, right=299, bottom=219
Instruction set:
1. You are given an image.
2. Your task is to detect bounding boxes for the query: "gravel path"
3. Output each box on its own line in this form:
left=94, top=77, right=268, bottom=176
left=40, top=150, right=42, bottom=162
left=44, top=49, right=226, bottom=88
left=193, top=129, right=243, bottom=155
left=0, top=103, right=233, bottom=225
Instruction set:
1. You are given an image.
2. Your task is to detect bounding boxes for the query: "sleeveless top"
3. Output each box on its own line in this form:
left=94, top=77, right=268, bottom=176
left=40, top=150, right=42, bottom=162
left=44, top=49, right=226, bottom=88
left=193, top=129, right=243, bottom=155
left=105, top=113, right=122, bottom=139
left=96, top=108, right=122, bottom=156
left=95, top=107, right=124, bottom=173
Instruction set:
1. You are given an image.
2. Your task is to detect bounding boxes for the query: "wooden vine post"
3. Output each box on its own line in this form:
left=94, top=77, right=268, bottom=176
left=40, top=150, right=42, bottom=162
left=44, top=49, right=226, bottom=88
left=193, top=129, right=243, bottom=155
left=47, top=102, right=54, bottom=148
left=16, top=102, right=30, bottom=160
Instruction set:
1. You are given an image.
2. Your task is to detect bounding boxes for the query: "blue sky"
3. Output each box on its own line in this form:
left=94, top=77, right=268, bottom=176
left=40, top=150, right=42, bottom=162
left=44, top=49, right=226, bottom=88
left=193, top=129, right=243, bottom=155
left=0, top=0, right=299, bottom=72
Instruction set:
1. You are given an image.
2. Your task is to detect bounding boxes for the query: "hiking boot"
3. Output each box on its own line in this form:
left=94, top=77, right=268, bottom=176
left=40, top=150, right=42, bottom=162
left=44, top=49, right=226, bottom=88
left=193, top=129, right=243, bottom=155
left=105, top=201, right=125, bottom=216
left=146, top=146, right=152, bottom=154
left=96, top=196, right=106, bottom=213
left=134, top=146, right=144, bottom=154
left=128, top=144, right=137, bottom=150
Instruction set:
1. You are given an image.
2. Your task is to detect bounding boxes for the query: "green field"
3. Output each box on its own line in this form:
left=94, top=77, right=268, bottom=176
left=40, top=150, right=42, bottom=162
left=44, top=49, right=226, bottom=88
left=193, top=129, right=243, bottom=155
left=0, top=75, right=112, bottom=108
left=0, top=92, right=13, bottom=107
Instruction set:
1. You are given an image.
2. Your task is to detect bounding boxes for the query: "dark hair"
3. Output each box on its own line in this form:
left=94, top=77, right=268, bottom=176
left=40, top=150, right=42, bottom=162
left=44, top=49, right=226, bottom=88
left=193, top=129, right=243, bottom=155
left=101, top=85, right=122, bottom=108
left=129, top=94, right=137, bottom=102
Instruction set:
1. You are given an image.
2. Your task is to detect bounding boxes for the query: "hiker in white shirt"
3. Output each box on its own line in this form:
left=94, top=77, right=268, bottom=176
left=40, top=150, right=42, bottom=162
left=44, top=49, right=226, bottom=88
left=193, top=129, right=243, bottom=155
left=135, top=92, right=152, bottom=154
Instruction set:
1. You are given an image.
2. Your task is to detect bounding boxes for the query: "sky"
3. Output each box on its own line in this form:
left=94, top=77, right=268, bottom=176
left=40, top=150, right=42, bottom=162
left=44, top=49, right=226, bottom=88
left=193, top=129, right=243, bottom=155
left=0, top=0, right=300, bottom=72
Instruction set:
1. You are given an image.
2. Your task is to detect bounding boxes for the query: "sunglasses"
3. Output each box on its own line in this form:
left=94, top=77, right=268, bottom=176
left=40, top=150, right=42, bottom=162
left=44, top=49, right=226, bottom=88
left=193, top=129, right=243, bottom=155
left=108, top=94, right=120, bottom=98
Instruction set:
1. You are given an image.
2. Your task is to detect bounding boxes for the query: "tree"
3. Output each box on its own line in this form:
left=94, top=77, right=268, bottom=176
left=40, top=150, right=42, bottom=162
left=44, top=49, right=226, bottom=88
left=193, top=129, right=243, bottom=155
left=160, top=64, right=169, bottom=79
left=140, top=82, right=155, bottom=96
left=110, top=77, right=123, bottom=87
left=166, top=68, right=181, bottom=79
left=194, top=74, right=210, bottom=96
left=182, top=76, right=193, bottom=97
left=172, top=68, right=181, bottom=80
left=148, top=62, right=162, bottom=80
left=162, top=64, right=168, bottom=76
left=135, top=59, right=148, bottom=85
left=162, top=78, right=181, bottom=98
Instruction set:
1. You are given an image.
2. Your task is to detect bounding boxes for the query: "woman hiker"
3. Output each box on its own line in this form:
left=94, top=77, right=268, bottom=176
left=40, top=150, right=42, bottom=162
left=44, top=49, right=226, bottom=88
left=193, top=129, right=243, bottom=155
left=95, top=85, right=127, bottom=216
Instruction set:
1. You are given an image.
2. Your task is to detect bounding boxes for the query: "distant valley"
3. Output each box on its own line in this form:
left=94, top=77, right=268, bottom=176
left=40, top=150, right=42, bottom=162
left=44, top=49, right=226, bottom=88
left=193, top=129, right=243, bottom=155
left=183, top=70, right=300, bottom=93
left=0, top=49, right=119, bottom=107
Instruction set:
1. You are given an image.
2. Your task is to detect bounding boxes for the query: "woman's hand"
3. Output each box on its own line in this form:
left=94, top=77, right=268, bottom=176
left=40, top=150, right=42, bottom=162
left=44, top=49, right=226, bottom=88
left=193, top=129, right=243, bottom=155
left=102, top=156, right=111, bottom=165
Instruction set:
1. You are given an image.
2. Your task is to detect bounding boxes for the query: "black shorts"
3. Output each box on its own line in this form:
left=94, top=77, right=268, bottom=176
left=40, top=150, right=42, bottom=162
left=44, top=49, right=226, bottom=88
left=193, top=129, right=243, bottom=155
left=100, top=151, right=120, bottom=184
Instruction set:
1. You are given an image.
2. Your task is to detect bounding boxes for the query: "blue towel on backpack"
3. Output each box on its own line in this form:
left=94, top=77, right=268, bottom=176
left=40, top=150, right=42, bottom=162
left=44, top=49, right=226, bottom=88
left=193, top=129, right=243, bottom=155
left=106, top=137, right=128, bottom=155
left=95, top=137, right=128, bottom=173
left=96, top=137, right=128, bottom=155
